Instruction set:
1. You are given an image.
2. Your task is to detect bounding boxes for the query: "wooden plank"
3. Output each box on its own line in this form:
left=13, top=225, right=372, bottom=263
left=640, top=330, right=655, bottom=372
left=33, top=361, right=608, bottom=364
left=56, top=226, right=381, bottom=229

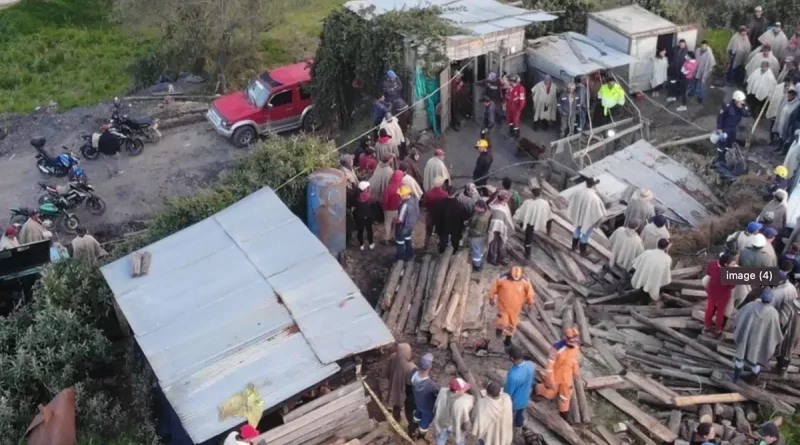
left=550, top=118, right=634, bottom=147
left=573, top=300, right=592, bottom=347
left=449, top=343, right=481, bottom=399
left=573, top=124, right=644, bottom=158
left=709, top=371, right=795, bottom=415
left=597, top=389, right=679, bottom=443
left=550, top=213, right=612, bottom=261
left=405, top=255, right=432, bottom=334
left=283, top=381, right=364, bottom=422
left=681, top=288, right=707, bottom=299
left=377, top=261, right=404, bottom=315
left=673, top=393, right=747, bottom=406
left=584, top=375, right=626, bottom=390
left=594, top=340, right=624, bottom=374
left=625, top=372, right=674, bottom=405
left=671, top=265, right=704, bottom=279
left=527, top=403, right=585, bottom=445
left=624, top=421, right=658, bottom=445
left=595, top=425, right=620, bottom=445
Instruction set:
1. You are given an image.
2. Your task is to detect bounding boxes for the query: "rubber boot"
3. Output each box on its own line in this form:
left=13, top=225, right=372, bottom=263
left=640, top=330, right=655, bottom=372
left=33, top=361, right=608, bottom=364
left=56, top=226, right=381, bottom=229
left=579, top=242, right=588, bottom=256
left=504, top=335, right=512, bottom=347
left=571, top=237, right=579, bottom=251
left=732, top=366, right=742, bottom=382
left=524, top=245, right=532, bottom=258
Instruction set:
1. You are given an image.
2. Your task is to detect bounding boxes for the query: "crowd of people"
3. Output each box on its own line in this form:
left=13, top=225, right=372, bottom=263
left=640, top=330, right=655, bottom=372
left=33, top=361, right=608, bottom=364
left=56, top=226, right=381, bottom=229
left=1, top=214, right=107, bottom=266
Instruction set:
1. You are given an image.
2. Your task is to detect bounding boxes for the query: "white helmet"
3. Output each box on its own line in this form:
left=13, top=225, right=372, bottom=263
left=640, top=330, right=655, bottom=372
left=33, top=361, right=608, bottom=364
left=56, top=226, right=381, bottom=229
left=732, top=90, right=746, bottom=102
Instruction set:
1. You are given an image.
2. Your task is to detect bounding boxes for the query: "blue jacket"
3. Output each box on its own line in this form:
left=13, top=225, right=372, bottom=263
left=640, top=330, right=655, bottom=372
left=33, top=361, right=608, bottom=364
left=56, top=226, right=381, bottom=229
left=374, top=101, right=389, bottom=122
left=504, top=361, right=535, bottom=410
left=716, top=100, right=750, bottom=133
left=410, top=370, right=439, bottom=414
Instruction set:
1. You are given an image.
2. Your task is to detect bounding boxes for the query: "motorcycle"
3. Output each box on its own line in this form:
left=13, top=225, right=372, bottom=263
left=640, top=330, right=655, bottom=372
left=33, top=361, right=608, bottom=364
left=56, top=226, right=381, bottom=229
left=79, top=127, right=144, bottom=160
left=9, top=203, right=80, bottom=233
left=111, top=97, right=161, bottom=143
left=31, top=137, right=85, bottom=181
left=38, top=181, right=106, bottom=215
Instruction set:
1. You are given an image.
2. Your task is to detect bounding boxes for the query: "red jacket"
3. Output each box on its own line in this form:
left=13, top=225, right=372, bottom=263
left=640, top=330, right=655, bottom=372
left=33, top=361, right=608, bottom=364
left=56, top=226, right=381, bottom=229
left=506, top=83, right=526, bottom=113
left=359, top=153, right=377, bottom=171
left=383, top=171, right=405, bottom=211
left=706, top=260, right=735, bottom=303
left=423, top=186, right=448, bottom=209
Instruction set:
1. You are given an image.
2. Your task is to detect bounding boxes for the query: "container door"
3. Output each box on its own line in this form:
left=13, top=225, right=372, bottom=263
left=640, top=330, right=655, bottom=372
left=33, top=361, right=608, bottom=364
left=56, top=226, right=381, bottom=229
left=629, top=36, right=658, bottom=93
left=439, top=66, right=450, bottom=133
left=676, top=27, right=698, bottom=51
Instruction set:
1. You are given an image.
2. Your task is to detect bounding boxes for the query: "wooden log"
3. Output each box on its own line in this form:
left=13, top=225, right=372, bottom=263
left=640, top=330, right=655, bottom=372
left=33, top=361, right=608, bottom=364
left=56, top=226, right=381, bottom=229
left=671, top=265, right=704, bottom=279
left=641, top=367, right=719, bottom=388
left=444, top=261, right=468, bottom=330
left=260, top=392, right=370, bottom=445
left=420, top=248, right=453, bottom=332
left=699, top=404, right=714, bottom=423
left=597, top=389, right=678, bottom=443
left=666, top=279, right=705, bottom=290
left=518, top=320, right=554, bottom=358
left=550, top=213, right=612, bottom=260
left=583, top=375, right=626, bottom=390
left=715, top=403, right=735, bottom=421
left=629, top=311, right=735, bottom=368
left=395, top=262, right=421, bottom=333
left=534, top=299, right=561, bottom=341
left=449, top=342, right=481, bottom=399
left=668, top=410, right=682, bottom=435
left=625, top=372, right=676, bottom=405
left=624, top=421, right=658, bottom=445
left=673, top=393, right=747, bottom=407
left=594, top=340, right=624, bottom=373
left=574, top=375, right=592, bottom=423
left=516, top=325, right=549, bottom=367
left=385, top=261, right=417, bottom=332
left=405, top=255, right=432, bottom=334
left=710, top=370, right=795, bottom=415
left=595, top=425, right=620, bottom=445
left=573, top=300, right=592, bottom=346
left=358, top=423, right=388, bottom=445
left=377, top=261, right=404, bottom=315
left=450, top=261, right=472, bottom=340
left=283, top=381, right=364, bottom=422
left=527, top=402, right=585, bottom=445
left=432, top=251, right=465, bottom=333
left=734, top=405, right=751, bottom=435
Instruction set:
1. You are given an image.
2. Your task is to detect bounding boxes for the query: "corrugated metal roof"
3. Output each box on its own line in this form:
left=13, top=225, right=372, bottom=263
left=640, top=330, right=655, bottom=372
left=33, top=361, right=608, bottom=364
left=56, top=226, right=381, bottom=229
left=100, top=187, right=394, bottom=443
left=344, top=0, right=557, bottom=36
left=559, top=139, right=721, bottom=227
left=588, top=5, right=678, bottom=37
left=526, top=32, right=635, bottom=81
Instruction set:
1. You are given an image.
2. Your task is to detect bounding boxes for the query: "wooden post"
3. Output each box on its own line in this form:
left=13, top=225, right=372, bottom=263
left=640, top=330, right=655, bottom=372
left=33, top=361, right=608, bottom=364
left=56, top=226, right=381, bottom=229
left=449, top=342, right=481, bottom=399
left=405, top=256, right=433, bottom=333
left=377, top=261, right=404, bottom=315
left=420, top=248, right=453, bottom=332
left=573, top=299, right=592, bottom=346
left=386, top=261, right=417, bottom=332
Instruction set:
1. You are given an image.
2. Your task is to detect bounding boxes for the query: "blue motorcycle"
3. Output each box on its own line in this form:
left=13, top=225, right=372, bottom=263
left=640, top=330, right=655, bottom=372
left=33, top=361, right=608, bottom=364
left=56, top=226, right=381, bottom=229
left=31, top=137, right=86, bottom=182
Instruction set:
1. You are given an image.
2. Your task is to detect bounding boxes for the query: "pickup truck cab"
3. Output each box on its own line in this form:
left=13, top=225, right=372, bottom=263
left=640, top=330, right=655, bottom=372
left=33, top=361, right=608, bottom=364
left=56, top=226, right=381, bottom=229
left=207, top=62, right=315, bottom=147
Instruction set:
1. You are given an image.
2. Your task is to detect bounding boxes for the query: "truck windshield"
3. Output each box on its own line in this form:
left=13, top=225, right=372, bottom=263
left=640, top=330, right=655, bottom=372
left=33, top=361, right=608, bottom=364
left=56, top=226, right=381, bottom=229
left=245, top=79, right=271, bottom=108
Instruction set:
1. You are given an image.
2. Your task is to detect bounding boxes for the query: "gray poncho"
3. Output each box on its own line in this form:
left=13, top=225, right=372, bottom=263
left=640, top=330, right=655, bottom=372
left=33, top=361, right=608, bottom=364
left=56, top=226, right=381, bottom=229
left=734, top=300, right=783, bottom=365
left=739, top=246, right=778, bottom=268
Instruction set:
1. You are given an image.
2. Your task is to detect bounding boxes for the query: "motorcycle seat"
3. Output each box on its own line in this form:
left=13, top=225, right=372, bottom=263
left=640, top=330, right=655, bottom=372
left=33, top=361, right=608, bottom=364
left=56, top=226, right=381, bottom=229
left=30, top=137, right=46, bottom=149
left=128, top=117, right=154, bottom=126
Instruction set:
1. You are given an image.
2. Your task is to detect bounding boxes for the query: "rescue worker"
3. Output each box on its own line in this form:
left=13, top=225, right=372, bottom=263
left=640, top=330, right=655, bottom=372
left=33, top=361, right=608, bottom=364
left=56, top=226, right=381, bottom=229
left=765, top=165, right=790, bottom=196
left=514, top=188, right=553, bottom=258
left=434, top=185, right=470, bottom=254
left=487, top=191, right=514, bottom=266
left=609, top=219, right=645, bottom=273
left=623, top=189, right=655, bottom=231
left=489, top=266, right=535, bottom=347
left=18, top=210, right=52, bottom=245
left=70, top=226, right=107, bottom=267
left=739, top=233, right=778, bottom=268
left=410, top=353, right=440, bottom=439
left=468, top=201, right=491, bottom=271
left=535, top=327, right=581, bottom=423
left=504, top=345, right=535, bottom=438
left=433, top=378, right=475, bottom=445
left=386, top=343, right=415, bottom=425
left=0, top=226, right=20, bottom=251
left=473, top=138, right=493, bottom=192
left=472, top=382, right=513, bottom=445
left=641, top=215, right=671, bottom=250
left=423, top=149, right=450, bottom=192
left=726, top=26, right=752, bottom=86
left=733, top=288, right=783, bottom=382
left=597, top=77, right=625, bottom=126
left=630, top=238, right=673, bottom=304
left=759, top=189, right=788, bottom=233
left=505, top=75, right=526, bottom=138
left=715, top=90, right=750, bottom=165
left=423, top=177, right=448, bottom=249
left=704, top=253, right=738, bottom=337
left=531, top=75, right=558, bottom=131
left=395, top=185, right=419, bottom=261
left=567, top=177, right=607, bottom=256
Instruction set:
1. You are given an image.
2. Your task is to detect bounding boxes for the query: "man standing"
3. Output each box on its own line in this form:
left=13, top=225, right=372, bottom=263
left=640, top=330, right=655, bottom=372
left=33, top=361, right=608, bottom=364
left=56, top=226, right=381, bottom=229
left=716, top=90, right=751, bottom=164
left=609, top=220, right=645, bottom=273
left=482, top=96, right=497, bottom=133
left=423, top=149, right=451, bottom=192
left=380, top=112, right=406, bottom=160
left=530, top=75, right=558, bottom=131
left=771, top=271, right=799, bottom=373
left=383, top=70, right=404, bottom=103
left=411, top=353, right=439, bottom=439
left=386, top=343, right=415, bottom=426
left=400, top=165, right=423, bottom=200
left=641, top=215, right=671, bottom=250
left=747, top=60, right=778, bottom=115
left=568, top=178, right=607, bottom=256
left=400, top=148, right=424, bottom=186
left=514, top=188, right=553, bottom=258
left=630, top=238, right=673, bottom=304
left=451, top=73, right=468, bottom=131
left=0, top=226, right=20, bottom=251
left=733, top=288, right=783, bottom=382
left=473, top=139, right=493, bottom=192
left=472, top=382, right=513, bottom=445
left=691, top=40, right=717, bottom=104
left=374, top=129, right=397, bottom=168
left=747, top=6, right=768, bottom=49
left=746, top=44, right=780, bottom=78
left=534, top=327, right=581, bottom=423
left=368, top=154, right=394, bottom=204
left=434, top=186, right=470, bottom=254
left=558, top=82, right=579, bottom=137
left=739, top=233, right=778, bottom=268
left=505, top=75, right=526, bottom=138
left=726, top=221, right=762, bottom=254
left=597, top=78, right=625, bottom=126
left=487, top=191, right=514, bottom=266
left=704, top=253, right=737, bottom=337
left=354, top=181, right=375, bottom=250
left=727, top=26, right=753, bottom=85
left=395, top=186, right=419, bottom=261
left=468, top=201, right=491, bottom=271
left=667, top=39, right=688, bottom=102
left=504, top=346, right=535, bottom=437
left=71, top=227, right=108, bottom=267
left=574, top=75, right=588, bottom=132
left=758, top=22, right=789, bottom=62
left=623, top=189, right=655, bottom=231
left=18, top=210, right=52, bottom=245
left=374, top=93, right=389, bottom=126
left=760, top=189, right=788, bottom=233
left=489, top=267, right=535, bottom=347
left=433, top=378, right=475, bottom=445
left=383, top=171, right=405, bottom=243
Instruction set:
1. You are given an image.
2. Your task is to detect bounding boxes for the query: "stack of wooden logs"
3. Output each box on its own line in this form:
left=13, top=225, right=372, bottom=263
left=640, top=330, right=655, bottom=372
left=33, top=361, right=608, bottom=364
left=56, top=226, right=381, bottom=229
left=261, top=382, right=376, bottom=445
left=377, top=249, right=486, bottom=347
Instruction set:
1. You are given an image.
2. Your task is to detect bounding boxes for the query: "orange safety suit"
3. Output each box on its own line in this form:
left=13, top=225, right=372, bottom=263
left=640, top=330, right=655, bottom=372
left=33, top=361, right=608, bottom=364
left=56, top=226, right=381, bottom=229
left=535, top=339, right=581, bottom=413
left=489, top=274, right=534, bottom=335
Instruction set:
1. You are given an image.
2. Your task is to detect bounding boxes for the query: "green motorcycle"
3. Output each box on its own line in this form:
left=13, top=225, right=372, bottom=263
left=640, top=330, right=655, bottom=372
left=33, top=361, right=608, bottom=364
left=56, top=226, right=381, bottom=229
left=9, top=203, right=80, bottom=233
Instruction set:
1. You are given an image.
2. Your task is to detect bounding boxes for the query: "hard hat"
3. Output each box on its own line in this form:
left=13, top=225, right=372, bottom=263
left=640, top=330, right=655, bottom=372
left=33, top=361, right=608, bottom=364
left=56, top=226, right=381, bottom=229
left=732, top=90, right=746, bottom=102
left=509, top=266, right=523, bottom=280
left=709, top=132, right=720, bottom=144
left=476, top=139, right=489, bottom=151
left=775, top=165, right=789, bottom=178
left=564, top=327, right=580, bottom=339
left=398, top=185, right=412, bottom=197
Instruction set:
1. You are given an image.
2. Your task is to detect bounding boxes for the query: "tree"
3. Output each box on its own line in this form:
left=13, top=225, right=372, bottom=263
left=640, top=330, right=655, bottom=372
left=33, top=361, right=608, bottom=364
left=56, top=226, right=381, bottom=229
left=115, top=0, right=298, bottom=91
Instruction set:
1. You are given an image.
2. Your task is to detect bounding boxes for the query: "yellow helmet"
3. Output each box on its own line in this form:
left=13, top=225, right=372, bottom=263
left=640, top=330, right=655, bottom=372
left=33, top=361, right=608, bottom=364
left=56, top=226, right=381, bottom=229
left=509, top=266, right=523, bottom=280
left=476, top=139, right=489, bottom=151
left=775, top=165, right=789, bottom=178
left=398, top=185, right=412, bottom=197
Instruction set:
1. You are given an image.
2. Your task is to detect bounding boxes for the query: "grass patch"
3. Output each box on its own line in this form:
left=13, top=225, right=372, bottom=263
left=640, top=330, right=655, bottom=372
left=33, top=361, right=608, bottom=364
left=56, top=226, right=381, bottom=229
left=260, top=0, right=345, bottom=68
left=705, top=28, right=733, bottom=72
left=0, top=0, right=155, bottom=113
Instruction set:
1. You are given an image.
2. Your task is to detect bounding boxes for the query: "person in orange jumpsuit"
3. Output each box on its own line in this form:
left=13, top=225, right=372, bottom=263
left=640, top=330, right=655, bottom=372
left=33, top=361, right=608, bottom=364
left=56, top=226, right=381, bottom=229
left=535, top=327, right=581, bottom=423
left=489, top=266, right=535, bottom=347
left=505, top=75, right=527, bottom=139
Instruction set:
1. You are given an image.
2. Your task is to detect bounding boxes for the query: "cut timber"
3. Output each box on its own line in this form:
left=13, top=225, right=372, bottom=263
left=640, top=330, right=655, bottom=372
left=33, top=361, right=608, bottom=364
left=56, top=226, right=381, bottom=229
left=550, top=117, right=634, bottom=148
left=385, top=261, right=417, bottom=332
left=734, top=406, right=751, bottom=435
left=550, top=214, right=612, bottom=261
left=405, top=255, right=433, bottom=333
left=583, top=375, right=626, bottom=390
left=527, top=402, right=585, bottom=445
left=597, top=389, right=678, bottom=443
left=574, top=375, right=592, bottom=423
left=378, top=261, right=404, bottom=315
left=715, top=403, right=735, bottom=420
left=709, top=371, right=795, bottom=415
left=431, top=251, right=465, bottom=335
left=518, top=320, right=554, bottom=362
left=420, top=248, right=453, bottom=332
left=668, top=411, right=683, bottom=435
left=516, top=325, right=549, bottom=367
left=667, top=279, right=705, bottom=290
left=573, top=300, right=592, bottom=346
left=594, top=340, right=624, bottom=374
left=283, top=381, right=364, bottom=422
left=674, top=393, right=747, bottom=406
left=595, top=425, right=620, bottom=445
left=624, top=372, right=677, bottom=405
left=624, top=421, right=658, bottom=445
left=443, top=261, right=467, bottom=330
left=449, top=342, right=481, bottom=398
left=681, top=288, right=707, bottom=299
left=671, top=265, right=704, bottom=279
left=534, top=301, right=560, bottom=342
left=699, top=404, right=713, bottom=423
left=450, top=261, right=473, bottom=339
left=394, top=262, right=421, bottom=333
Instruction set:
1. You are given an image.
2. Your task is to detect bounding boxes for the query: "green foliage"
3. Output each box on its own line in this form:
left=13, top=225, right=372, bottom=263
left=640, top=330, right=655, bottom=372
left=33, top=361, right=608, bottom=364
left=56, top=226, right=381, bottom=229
left=705, top=28, right=734, bottom=70
left=310, top=6, right=461, bottom=128
left=0, top=0, right=154, bottom=113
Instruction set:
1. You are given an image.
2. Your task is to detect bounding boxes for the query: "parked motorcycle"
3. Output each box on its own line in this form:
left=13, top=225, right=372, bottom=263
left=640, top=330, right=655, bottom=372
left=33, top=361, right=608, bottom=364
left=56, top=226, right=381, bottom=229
left=37, top=181, right=106, bottom=215
left=79, top=128, right=144, bottom=160
left=9, top=203, right=80, bottom=233
left=31, top=137, right=86, bottom=181
left=110, top=97, right=161, bottom=143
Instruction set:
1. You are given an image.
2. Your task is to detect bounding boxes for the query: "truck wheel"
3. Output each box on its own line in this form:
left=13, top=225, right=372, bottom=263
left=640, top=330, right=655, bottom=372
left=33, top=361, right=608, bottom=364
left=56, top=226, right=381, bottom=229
left=302, top=112, right=318, bottom=133
left=232, top=126, right=256, bottom=148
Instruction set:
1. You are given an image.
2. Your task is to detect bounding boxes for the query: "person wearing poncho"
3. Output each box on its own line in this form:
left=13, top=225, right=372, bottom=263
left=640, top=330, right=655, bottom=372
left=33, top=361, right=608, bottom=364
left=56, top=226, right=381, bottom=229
left=399, top=165, right=423, bottom=199
left=530, top=75, right=558, bottom=130
left=568, top=177, right=607, bottom=256
left=747, top=60, right=778, bottom=114
left=471, top=382, right=513, bottom=445
left=433, top=378, right=475, bottom=445
left=609, top=219, right=645, bottom=272
left=734, top=288, right=783, bottom=382
left=0, top=226, right=19, bottom=251
left=629, top=238, right=673, bottom=303
left=399, top=148, right=423, bottom=186
left=70, top=227, right=108, bottom=267
left=423, top=149, right=450, bottom=191
left=487, top=191, right=514, bottom=266
left=739, top=233, right=778, bottom=268
left=380, top=112, right=406, bottom=158
left=386, top=343, right=416, bottom=425
left=691, top=40, right=717, bottom=103
left=641, top=215, right=671, bottom=250
left=726, top=27, right=752, bottom=85
left=514, top=188, right=553, bottom=257
left=623, top=188, right=655, bottom=231
left=18, top=211, right=52, bottom=245
left=772, top=85, right=798, bottom=146
left=650, top=48, right=669, bottom=95
left=727, top=221, right=762, bottom=254
left=759, top=189, right=788, bottom=232
left=746, top=45, right=780, bottom=78
left=374, top=128, right=398, bottom=168
left=368, top=154, right=394, bottom=205
left=773, top=274, right=800, bottom=373
left=757, top=23, right=789, bottom=62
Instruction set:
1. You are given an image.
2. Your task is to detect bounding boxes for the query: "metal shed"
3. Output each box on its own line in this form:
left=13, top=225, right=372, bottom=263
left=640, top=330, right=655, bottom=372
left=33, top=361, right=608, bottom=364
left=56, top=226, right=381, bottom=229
left=100, top=187, right=394, bottom=444
left=586, top=5, right=697, bottom=92
left=525, top=32, right=635, bottom=85
left=559, top=139, right=722, bottom=228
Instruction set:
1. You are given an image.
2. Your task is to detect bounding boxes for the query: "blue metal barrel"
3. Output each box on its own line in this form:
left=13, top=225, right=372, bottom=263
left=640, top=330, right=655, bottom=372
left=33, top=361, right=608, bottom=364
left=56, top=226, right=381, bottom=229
left=307, top=168, right=347, bottom=259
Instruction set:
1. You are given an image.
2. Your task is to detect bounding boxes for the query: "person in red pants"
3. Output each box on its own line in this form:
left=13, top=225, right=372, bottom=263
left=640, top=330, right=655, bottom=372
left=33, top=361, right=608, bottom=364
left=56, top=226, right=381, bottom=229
left=505, top=75, right=526, bottom=139
left=704, top=252, right=737, bottom=336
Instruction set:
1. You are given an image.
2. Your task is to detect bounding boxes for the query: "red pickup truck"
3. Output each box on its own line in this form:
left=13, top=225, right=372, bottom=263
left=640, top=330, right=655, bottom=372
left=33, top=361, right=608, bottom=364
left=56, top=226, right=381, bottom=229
left=206, top=62, right=316, bottom=147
